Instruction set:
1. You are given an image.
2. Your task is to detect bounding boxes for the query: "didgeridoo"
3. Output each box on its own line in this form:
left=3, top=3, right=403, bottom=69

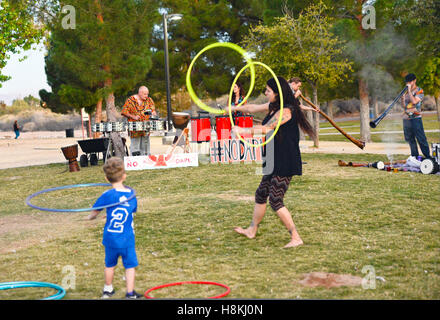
left=300, top=94, right=365, bottom=150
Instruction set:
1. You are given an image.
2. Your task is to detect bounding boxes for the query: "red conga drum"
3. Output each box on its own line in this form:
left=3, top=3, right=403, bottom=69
left=215, top=115, right=232, bottom=140
left=236, top=115, right=253, bottom=139
left=191, top=115, right=211, bottom=143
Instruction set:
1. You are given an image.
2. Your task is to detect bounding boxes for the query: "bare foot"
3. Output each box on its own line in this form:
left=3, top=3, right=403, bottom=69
left=234, top=227, right=256, bottom=239
left=283, top=239, right=303, bottom=248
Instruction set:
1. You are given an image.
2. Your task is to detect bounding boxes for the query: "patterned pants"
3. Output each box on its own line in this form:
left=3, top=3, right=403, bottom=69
left=255, top=175, right=293, bottom=211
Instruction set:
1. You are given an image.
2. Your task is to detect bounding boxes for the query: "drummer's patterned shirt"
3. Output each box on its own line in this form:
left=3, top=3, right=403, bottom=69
left=122, top=95, right=156, bottom=138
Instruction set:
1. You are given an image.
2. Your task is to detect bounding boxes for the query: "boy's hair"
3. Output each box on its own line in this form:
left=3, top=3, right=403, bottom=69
left=103, top=157, right=125, bottom=183
left=288, top=77, right=302, bottom=84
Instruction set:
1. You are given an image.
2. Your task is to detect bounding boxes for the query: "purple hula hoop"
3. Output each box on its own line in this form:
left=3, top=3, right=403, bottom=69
left=25, top=183, right=136, bottom=212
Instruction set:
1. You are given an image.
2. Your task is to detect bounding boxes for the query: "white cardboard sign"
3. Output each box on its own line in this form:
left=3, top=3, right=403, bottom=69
left=124, top=153, right=199, bottom=171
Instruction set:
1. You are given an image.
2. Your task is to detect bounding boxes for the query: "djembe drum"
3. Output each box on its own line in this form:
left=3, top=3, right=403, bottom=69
left=61, top=144, right=80, bottom=172
left=170, top=112, right=191, bottom=153
left=172, top=112, right=190, bottom=130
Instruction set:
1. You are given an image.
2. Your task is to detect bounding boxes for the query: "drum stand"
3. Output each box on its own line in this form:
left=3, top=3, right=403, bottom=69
left=168, top=128, right=191, bottom=156
left=105, top=134, right=129, bottom=162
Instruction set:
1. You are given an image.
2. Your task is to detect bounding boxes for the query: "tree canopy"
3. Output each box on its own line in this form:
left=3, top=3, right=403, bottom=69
left=0, top=0, right=44, bottom=87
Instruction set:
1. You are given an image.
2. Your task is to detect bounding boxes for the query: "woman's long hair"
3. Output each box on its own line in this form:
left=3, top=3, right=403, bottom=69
left=231, top=81, right=246, bottom=104
left=266, top=76, right=315, bottom=140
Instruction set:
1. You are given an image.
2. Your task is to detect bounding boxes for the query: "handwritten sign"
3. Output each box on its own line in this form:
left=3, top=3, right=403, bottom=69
left=210, top=138, right=265, bottom=164
left=124, top=153, right=199, bottom=171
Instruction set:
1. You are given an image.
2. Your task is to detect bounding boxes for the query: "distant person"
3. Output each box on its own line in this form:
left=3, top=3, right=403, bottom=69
left=231, top=82, right=246, bottom=107
left=288, top=77, right=319, bottom=112
left=400, top=73, right=430, bottom=159
left=88, top=157, right=142, bottom=299
left=121, top=86, right=157, bottom=156
left=230, top=82, right=248, bottom=124
left=13, top=121, right=20, bottom=139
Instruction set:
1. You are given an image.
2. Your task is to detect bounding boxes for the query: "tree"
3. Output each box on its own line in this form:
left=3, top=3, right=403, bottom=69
left=262, top=0, right=320, bottom=24
left=391, top=0, right=440, bottom=136
left=0, top=0, right=44, bottom=87
left=145, top=0, right=265, bottom=114
left=23, top=94, right=40, bottom=107
left=419, top=57, right=440, bottom=135
left=43, top=0, right=158, bottom=156
left=242, top=1, right=353, bottom=147
left=392, top=0, right=440, bottom=57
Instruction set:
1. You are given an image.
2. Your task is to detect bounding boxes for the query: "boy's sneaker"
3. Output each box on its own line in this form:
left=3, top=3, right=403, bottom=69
left=101, top=289, right=115, bottom=299
left=125, top=290, right=143, bottom=299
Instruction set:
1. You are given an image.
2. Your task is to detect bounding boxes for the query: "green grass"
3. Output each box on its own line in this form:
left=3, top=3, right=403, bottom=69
left=0, top=153, right=439, bottom=299
left=317, top=114, right=440, bottom=144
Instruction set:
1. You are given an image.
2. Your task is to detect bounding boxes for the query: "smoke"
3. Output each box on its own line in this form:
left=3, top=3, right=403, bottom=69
left=344, top=23, right=413, bottom=159
left=346, top=23, right=414, bottom=102
left=359, top=64, right=400, bottom=103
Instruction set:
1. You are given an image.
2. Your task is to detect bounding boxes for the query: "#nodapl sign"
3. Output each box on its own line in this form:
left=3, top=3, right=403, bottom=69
left=210, top=138, right=265, bottom=163
left=124, top=153, right=199, bottom=170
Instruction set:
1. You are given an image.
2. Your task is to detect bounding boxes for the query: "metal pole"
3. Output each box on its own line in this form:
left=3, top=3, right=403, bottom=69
left=163, top=13, right=172, bottom=131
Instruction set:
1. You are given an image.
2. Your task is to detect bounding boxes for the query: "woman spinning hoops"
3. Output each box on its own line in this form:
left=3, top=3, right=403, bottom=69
left=231, top=76, right=317, bottom=248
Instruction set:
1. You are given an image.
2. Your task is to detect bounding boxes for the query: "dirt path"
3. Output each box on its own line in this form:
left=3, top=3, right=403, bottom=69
left=0, top=130, right=411, bottom=170
left=0, top=130, right=413, bottom=253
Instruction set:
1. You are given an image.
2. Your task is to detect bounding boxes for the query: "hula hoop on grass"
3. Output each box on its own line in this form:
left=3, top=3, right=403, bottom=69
left=25, top=183, right=136, bottom=212
left=0, top=281, right=66, bottom=300
left=144, top=281, right=231, bottom=299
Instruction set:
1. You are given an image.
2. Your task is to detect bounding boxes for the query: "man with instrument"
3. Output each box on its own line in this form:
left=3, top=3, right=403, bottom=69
left=121, top=86, right=157, bottom=156
left=400, top=73, right=430, bottom=159
left=288, top=77, right=319, bottom=112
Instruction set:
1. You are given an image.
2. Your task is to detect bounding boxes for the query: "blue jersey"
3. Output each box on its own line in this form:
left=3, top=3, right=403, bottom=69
left=93, top=188, right=137, bottom=248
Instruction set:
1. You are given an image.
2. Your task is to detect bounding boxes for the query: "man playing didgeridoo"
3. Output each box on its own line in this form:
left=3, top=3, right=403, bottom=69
left=230, top=76, right=316, bottom=248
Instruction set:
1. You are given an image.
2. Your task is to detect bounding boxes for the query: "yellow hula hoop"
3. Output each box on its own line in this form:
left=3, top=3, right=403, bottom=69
left=228, top=61, right=283, bottom=148
left=186, top=42, right=256, bottom=114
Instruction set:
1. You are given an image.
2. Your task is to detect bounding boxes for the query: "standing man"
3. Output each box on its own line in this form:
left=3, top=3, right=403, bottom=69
left=400, top=73, right=430, bottom=159
left=288, top=77, right=317, bottom=112
left=121, top=86, right=157, bottom=156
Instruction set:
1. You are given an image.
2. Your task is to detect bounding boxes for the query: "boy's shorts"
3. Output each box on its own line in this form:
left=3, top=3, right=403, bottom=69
left=104, top=246, right=138, bottom=269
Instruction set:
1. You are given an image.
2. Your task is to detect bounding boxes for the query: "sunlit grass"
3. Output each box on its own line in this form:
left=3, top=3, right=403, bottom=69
left=0, top=153, right=439, bottom=299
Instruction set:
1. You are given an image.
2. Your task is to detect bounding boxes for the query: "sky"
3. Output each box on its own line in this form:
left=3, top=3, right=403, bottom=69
left=0, top=44, right=51, bottom=105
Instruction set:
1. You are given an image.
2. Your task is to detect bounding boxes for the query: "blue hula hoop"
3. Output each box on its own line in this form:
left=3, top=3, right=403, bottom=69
left=0, top=281, right=66, bottom=300
left=25, top=183, right=136, bottom=213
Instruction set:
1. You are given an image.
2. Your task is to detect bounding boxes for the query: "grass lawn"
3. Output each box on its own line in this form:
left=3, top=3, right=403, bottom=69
left=0, top=153, right=439, bottom=300
left=318, top=114, right=440, bottom=145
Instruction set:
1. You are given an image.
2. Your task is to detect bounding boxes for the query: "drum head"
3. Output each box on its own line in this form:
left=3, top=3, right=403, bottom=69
left=420, top=159, right=438, bottom=174
left=376, top=161, right=385, bottom=170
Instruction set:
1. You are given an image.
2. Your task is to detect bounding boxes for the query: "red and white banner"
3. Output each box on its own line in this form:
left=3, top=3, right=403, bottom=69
left=124, top=153, right=199, bottom=171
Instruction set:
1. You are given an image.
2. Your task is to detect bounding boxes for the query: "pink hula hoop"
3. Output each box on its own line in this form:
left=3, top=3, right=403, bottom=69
left=144, top=281, right=231, bottom=299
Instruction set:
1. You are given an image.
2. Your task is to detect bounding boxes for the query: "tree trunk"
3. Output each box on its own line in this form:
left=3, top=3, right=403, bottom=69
left=359, top=78, right=371, bottom=143
left=312, top=86, right=320, bottom=148
left=93, top=99, right=103, bottom=138
left=327, top=100, right=334, bottom=119
left=436, top=94, right=440, bottom=140
left=105, top=91, right=125, bottom=158
left=373, top=96, right=379, bottom=119
left=304, top=97, right=313, bottom=141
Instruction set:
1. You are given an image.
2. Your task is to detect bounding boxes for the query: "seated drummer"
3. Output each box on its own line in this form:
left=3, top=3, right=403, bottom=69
left=121, top=86, right=157, bottom=156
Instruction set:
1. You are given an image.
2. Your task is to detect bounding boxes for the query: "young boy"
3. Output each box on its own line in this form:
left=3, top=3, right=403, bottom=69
left=88, top=157, right=142, bottom=299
